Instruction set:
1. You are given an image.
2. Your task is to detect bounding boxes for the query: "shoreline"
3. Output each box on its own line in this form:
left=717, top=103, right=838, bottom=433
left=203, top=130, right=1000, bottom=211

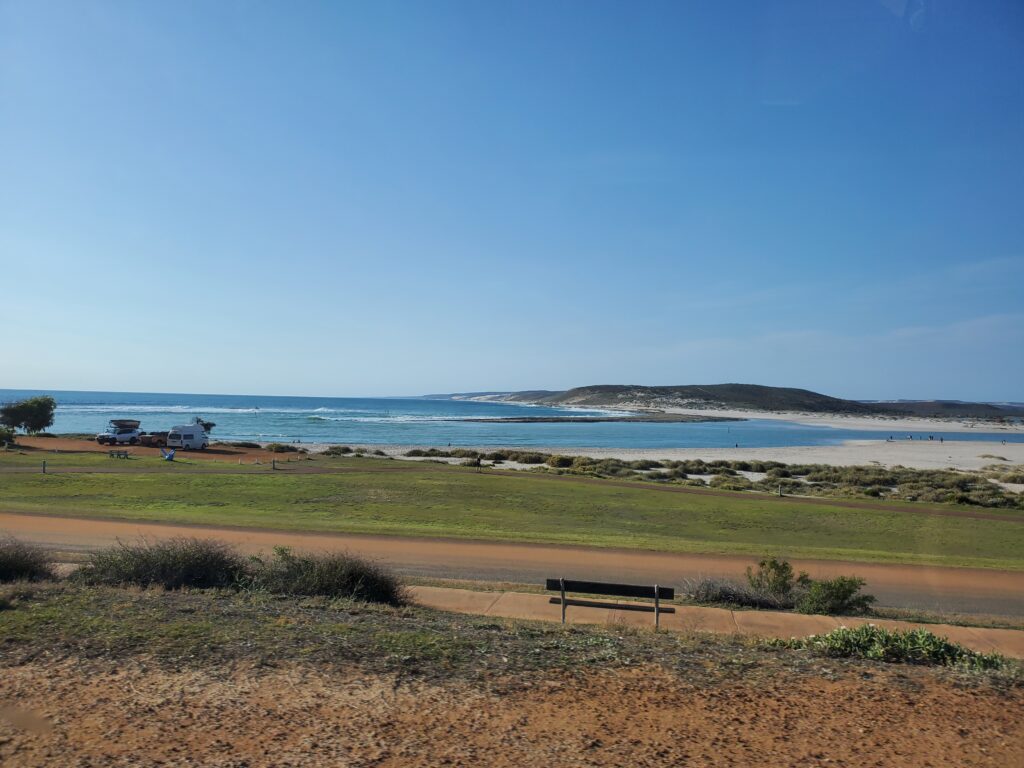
left=291, top=438, right=1024, bottom=472
left=627, top=403, right=1024, bottom=434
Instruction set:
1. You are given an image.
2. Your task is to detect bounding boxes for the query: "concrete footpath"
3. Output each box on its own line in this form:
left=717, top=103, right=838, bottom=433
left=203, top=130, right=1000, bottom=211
left=409, top=586, right=1024, bottom=659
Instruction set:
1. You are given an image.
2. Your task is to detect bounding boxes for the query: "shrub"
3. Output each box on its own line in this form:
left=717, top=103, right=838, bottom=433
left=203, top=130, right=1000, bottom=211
left=226, top=441, right=261, bottom=449
left=76, top=538, right=247, bottom=590
left=746, top=558, right=810, bottom=599
left=0, top=425, right=15, bottom=445
left=686, top=577, right=792, bottom=610
left=547, top=455, right=573, bottom=468
left=323, top=445, right=353, bottom=456
left=770, top=625, right=1004, bottom=670
left=265, top=443, right=300, bottom=453
left=0, top=537, right=56, bottom=582
left=797, top=576, right=875, bottom=615
left=709, top=474, right=752, bottom=490
left=508, top=451, right=546, bottom=464
left=449, top=449, right=480, bottom=459
left=248, top=547, right=405, bottom=604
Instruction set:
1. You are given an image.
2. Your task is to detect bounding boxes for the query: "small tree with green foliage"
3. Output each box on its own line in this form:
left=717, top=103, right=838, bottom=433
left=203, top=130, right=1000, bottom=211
left=745, top=557, right=811, bottom=599
left=0, top=396, right=57, bottom=434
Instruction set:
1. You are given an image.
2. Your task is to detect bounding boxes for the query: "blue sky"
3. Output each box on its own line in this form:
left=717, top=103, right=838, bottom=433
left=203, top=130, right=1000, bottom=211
left=2, top=1, right=1022, bottom=400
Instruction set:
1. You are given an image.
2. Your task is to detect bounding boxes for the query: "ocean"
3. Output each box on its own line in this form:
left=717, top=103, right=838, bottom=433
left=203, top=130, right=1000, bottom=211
left=1, top=389, right=1021, bottom=449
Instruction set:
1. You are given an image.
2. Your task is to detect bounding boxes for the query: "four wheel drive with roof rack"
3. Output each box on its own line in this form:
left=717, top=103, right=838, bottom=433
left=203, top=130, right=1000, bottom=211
left=96, top=420, right=171, bottom=447
left=96, top=419, right=143, bottom=445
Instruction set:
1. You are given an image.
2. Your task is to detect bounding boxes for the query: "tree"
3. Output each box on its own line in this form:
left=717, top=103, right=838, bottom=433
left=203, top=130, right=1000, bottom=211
left=0, top=396, right=57, bottom=434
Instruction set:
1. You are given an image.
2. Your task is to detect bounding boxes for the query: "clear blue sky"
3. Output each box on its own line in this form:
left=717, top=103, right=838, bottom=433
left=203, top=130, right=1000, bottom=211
left=2, top=1, right=1022, bottom=400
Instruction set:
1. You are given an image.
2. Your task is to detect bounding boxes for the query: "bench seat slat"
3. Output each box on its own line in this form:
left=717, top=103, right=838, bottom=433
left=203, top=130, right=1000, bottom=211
left=545, top=579, right=674, bottom=600
left=547, top=597, right=676, bottom=613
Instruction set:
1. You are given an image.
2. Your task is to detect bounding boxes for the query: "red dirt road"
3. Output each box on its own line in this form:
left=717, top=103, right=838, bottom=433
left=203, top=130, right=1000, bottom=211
left=3, top=511, right=1023, bottom=616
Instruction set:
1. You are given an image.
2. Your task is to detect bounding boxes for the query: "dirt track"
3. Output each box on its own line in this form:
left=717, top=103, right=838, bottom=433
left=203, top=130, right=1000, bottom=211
left=1, top=658, right=1021, bottom=767
left=4, top=511, right=1023, bottom=616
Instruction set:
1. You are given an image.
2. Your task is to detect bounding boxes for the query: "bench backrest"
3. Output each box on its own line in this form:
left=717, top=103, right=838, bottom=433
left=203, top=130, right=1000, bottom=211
left=545, top=578, right=674, bottom=600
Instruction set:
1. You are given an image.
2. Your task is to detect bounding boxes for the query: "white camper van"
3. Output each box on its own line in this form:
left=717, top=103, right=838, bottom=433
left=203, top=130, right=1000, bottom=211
left=166, top=419, right=209, bottom=450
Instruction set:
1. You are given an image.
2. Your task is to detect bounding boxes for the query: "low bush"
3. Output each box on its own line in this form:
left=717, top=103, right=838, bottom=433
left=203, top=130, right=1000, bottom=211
left=797, top=576, right=875, bottom=615
left=323, top=445, right=353, bottom=456
left=265, top=443, right=300, bottom=453
left=746, top=558, right=810, bottom=599
left=248, top=546, right=405, bottom=605
left=709, top=474, right=752, bottom=490
left=547, top=455, right=574, bottom=468
left=770, top=625, right=1005, bottom=670
left=0, top=537, right=56, bottom=582
left=507, top=451, right=547, bottom=464
left=225, top=441, right=262, bottom=449
left=685, top=577, right=792, bottom=610
left=76, top=538, right=247, bottom=590
left=0, top=425, right=15, bottom=445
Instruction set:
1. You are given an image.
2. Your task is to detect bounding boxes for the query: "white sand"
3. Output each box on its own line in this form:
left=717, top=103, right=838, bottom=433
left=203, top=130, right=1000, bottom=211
left=648, top=405, right=1024, bottom=434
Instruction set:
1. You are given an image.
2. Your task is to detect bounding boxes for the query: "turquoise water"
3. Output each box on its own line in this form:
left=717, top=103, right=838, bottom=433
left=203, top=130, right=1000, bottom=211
left=2, top=389, right=1021, bottom=449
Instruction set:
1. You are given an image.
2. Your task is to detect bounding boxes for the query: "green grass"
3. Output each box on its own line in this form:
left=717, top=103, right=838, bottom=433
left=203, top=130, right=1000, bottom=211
left=2, top=454, right=1023, bottom=568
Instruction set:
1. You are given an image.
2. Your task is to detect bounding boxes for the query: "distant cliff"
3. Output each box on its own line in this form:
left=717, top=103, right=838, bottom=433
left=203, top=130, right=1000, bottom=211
left=426, top=384, right=1024, bottom=419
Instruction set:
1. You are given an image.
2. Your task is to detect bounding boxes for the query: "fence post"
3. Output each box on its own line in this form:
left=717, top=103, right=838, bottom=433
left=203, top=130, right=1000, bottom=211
left=560, top=577, right=566, bottom=624
left=654, top=584, right=660, bottom=629
left=42, top=460, right=47, bottom=474
left=272, top=458, right=277, bottom=471
left=778, top=484, right=783, bottom=497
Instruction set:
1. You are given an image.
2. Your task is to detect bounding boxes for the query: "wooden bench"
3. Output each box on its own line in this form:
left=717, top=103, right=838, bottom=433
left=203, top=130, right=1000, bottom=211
left=545, top=578, right=675, bottom=628
left=108, top=449, right=130, bottom=459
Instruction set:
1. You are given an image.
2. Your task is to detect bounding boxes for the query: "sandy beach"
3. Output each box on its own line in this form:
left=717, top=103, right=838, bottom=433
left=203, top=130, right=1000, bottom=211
left=649, top=405, right=1024, bottom=434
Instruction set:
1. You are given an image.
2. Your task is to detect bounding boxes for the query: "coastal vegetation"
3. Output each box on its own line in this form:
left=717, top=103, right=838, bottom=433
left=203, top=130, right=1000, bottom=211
left=767, top=625, right=1006, bottom=671
left=400, top=448, right=1024, bottom=509
left=686, top=558, right=875, bottom=615
left=74, top=537, right=405, bottom=604
left=0, top=536, right=56, bottom=582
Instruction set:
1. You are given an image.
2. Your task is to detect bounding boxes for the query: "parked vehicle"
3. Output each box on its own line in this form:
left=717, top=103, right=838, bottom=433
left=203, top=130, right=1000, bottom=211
left=166, top=419, right=209, bottom=450
left=139, top=431, right=169, bottom=447
left=96, top=419, right=142, bottom=446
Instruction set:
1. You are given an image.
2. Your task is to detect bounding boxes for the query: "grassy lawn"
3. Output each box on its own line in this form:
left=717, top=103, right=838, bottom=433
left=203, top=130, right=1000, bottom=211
left=2, top=454, right=1022, bottom=569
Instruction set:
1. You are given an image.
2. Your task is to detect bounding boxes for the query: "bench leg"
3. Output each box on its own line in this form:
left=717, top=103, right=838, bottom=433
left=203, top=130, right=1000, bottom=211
left=560, top=577, right=566, bottom=625
left=655, top=584, right=660, bottom=629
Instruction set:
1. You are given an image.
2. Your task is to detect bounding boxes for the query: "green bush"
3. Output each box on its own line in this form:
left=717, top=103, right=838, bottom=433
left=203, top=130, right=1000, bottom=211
left=547, top=455, right=573, bottom=468
left=248, top=546, right=405, bottom=605
left=323, top=445, right=353, bottom=456
left=225, top=441, right=261, bottom=449
left=746, top=558, right=810, bottom=599
left=76, top=538, right=247, bottom=590
left=686, top=577, right=792, bottom=610
left=508, top=451, right=547, bottom=464
left=770, top=625, right=1004, bottom=670
left=0, top=425, right=15, bottom=445
left=0, top=537, right=56, bottom=582
left=797, top=576, right=875, bottom=615
left=265, top=443, right=300, bottom=453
